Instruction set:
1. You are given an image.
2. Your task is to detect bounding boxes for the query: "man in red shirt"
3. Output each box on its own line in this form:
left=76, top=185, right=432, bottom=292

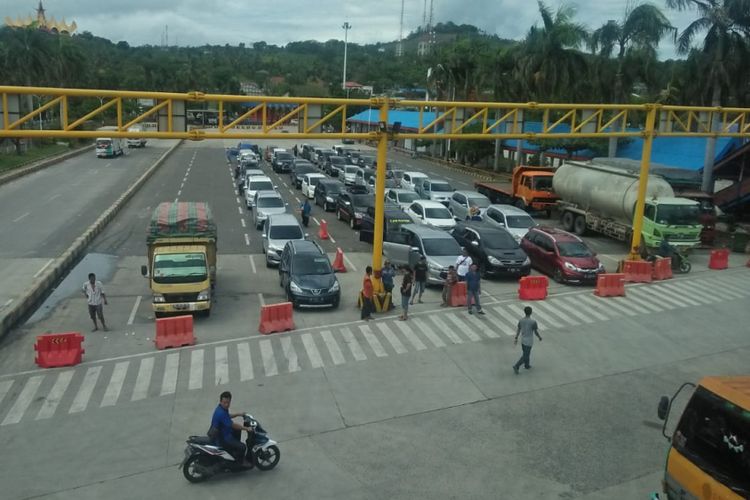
left=361, top=266, right=375, bottom=321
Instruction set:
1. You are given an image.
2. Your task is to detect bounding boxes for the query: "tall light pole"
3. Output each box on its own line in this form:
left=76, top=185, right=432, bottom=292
left=342, top=22, right=351, bottom=98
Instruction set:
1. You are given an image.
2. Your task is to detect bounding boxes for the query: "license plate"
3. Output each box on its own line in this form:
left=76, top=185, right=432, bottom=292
left=508, top=268, right=518, bottom=273
left=174, top=303, right=190, bottom=310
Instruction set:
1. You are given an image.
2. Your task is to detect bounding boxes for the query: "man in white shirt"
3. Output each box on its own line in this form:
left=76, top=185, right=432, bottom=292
left=82, top=273, right=108, bottom=332
left=455, top=248, right=473, bottom=282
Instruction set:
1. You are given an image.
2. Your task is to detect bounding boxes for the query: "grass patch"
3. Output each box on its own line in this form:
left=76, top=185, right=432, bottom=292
left=0, top=143, right=73, bottom=174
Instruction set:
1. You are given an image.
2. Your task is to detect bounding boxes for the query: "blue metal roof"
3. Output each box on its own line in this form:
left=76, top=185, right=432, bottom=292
left=616, top=134, right=738, bottom=171
left=347, top=109, right=441, bottom=132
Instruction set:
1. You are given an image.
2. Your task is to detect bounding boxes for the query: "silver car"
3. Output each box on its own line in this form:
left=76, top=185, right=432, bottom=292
left=382, top=224, right=463, bottom=284
left=253, top=191, right=287, bottom=230
left=484, top=204, right=537, bottom=242
left=245, top=175, right=276, bottom=209
left=448, top=191, right=491, bottom=221
left=343, top=165, right=362, bottom=186
left=262, top=213, right=306, bottom=267
left=415, top=178, right=454, bottom=204
left=386, top=188, right=421, bottom=211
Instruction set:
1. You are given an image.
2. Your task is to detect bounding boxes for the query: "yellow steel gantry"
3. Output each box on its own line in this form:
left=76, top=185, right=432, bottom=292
left=3, top=85, right=750, bottom=267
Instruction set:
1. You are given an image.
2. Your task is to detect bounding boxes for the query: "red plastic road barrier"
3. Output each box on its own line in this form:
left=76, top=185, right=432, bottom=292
left=594, top=273, right=626, bottom=297
left=34, top=332, right=85, bottom=368
left=259, top=302, right=295, bottom=334
left=622, top=260, right=653, bottom=283
left=318, top=219, right=329, bottom=240
left=332, top=247, right=347, bottom=272
left=154, top=315, right=195, bottom=350
left=449, top=281, right=467, bottom=306
left=708, top=248, right=730, bottom=270
left=518, top=275, right=548, bottom=300
left=652, top=258, right=673, bottom=281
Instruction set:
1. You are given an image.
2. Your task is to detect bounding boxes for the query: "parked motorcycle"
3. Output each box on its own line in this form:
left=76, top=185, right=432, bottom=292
left=646, top=250, right=691, bottom=274
left=180, top=414, right=280, bottom=483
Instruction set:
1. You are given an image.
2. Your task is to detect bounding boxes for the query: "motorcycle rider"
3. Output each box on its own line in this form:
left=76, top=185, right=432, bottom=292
left=657, top=234, right=677, bottom=261
left=210, top=391, right=253, bottom=468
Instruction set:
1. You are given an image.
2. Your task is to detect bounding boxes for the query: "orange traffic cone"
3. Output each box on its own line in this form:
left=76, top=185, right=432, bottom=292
left=333, top=247, right=347, bottom=272
left=318, top=219, right=329, bottom=240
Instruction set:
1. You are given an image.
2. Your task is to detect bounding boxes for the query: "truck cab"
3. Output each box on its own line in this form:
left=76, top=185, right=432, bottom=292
left=642, top=198, right=702, bottom=248
left=512, top=167, right=558, bottom=212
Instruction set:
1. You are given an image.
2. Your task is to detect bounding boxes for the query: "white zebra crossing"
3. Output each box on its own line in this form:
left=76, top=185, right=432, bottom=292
left=1, top=272, right=748, bottom=426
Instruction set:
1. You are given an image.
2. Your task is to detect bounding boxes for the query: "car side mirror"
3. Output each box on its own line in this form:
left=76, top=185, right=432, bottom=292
left=304, top=233, right=309, bottom=239
left=410, top=246, right=421, bottom=253
left=345, top=201, right=351, bottom=206
left=657, top=396, right=669, bottom=421
left=274, top=185, right=278, bottom=189
left=141, top=265, right=148, bottom=277
left=454, top=217, right=460, bottom=222
left=262, top=233, right=267, bottom=238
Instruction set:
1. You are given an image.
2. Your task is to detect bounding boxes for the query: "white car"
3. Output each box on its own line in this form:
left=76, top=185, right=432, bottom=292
left=484, top=204, right=537, bottom=242
left=245, top=175, right=276, bottom=209
left=406, top=200, right=456, bottom=230
left=402, top=171, right=429, bottom=192
left=343, top=165, right=362, bottom=186
left=301, top=173, right=327, bottom=199
left=386, top=188, right=421, bottom=211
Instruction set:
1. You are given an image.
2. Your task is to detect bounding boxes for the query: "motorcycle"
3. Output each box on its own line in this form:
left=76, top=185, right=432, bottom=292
left=180, top=414, right=280, bottom=483
left=645, top=249, right=692, bottom=274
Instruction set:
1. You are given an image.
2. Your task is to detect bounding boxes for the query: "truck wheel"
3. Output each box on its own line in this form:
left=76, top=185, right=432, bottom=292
left=561, top=212, right=575, bottom=231
left=573, top=215, right=586, bottom=236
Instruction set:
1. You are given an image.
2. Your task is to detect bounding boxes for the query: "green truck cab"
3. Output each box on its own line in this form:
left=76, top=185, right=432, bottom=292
left=142, top=202, right=217, bottom=317
left=640, top=197, right=702, bottom=249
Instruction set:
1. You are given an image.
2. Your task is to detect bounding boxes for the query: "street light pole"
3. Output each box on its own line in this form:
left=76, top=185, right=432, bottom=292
left=342, top=22, right=351, bottom=98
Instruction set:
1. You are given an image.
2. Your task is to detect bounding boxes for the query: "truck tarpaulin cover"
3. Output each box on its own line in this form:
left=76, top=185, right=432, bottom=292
left=147, top=202, right=217, bottom=243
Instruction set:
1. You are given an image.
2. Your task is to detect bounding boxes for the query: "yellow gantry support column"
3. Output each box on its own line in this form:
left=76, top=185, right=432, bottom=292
left=627, top=104, right=659, bottom=261
left=371, top=98, right=390, bottom=273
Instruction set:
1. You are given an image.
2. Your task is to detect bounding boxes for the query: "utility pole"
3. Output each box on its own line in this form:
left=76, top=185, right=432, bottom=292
left=342, top=22, right=351, bottom=97
left=397, top=0, right=405, bottom=57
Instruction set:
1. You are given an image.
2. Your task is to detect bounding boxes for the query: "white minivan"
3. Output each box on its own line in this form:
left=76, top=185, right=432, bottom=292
left=245, top=175, right=276, bottom=209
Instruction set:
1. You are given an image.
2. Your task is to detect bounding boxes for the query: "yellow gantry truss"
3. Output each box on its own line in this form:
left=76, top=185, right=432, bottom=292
left=3, top=85, right=750, bottom=266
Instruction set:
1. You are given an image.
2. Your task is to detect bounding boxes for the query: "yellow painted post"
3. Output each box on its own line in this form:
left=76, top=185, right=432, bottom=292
left=627, top=104, right=658, bottom=260
left=372, top=98, right=390, bottom=273
left=61, top=95, right=68, bottom=129
left=116, top=97, right=122, bottom=128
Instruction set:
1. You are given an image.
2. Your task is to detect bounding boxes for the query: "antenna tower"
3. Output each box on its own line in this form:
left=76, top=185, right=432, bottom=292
left=397, top=0, right=405, bottom=57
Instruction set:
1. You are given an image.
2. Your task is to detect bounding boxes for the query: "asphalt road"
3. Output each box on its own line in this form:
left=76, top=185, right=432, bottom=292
left=1, top=136, right=749, bottom=499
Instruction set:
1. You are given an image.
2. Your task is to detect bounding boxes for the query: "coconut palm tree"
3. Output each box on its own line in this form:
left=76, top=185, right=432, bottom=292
left=665, top=0, right=750, bottom=192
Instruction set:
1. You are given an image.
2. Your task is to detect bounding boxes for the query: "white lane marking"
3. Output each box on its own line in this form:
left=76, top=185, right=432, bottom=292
left=282, top=182, right=288, bottom=188
left=340, top=327, right=367, bottom=361
left=100, top=362, right=129, bottom=408
left=427, top=315, right=464, bottom=344
left=12, top=212, right=30, bottom=223
left=237, top=343, right=254, bottom=381
left=526, top=302, right=570, bottom=327
left=359, top=325, right=387, bottom=357
left=281, top=337, right=300, bottom=372
left=241, top=219, right=246, bottom=228
left=548, top=297, right=598, bottom=322
left=127, top=296, right=142, bottom=326
left=700, top=279, right=745, bottom=298
left=2, top=375, right=43, bottom=425
left=236, top=197, right=241, bottom=204
left=295, top=196, right=301, bottom=203
left=0, top=299, right=12, bottom=310
left=328, top=233, right=337, bottom=244
left=487, top=305, right=520, bottom=335
left=249, top=255, right=257, bottom=274
left=159, top=353, right=180, bottom=396
left=573, top=295, right=621, bottom=320
left=174, top=197, right=179, bottom=203
left=260, top=339, right=278, bottom=376
left=189, top=350, right=204, bottom=390
left=463, top=311, right=501, bottom=338
left=622, top=292, right=665, bottom=313
left=640, top=284, right=702, bottom=307
left=535, top=301, right=581, bottom=325
left=320, top=330, right=345, bottom=365
left=411, top=318, right=446, bottom=347
left=312, top=216, right=320, bottom=225
left=177, top=190, right=182, bottom=196
left=258, top=293, right=265, bottom=306
left=238, top=206, right=243, bottom=214
left=627, top=288, right=680, bottom=310
left=506, top=303, right=549, bottom=330
left=0, top=380, right=14, bottom=410
left=180, top=182, right=185, bottom=189
left=215, top=346, right=229, bottom=385
left=33, top=258, right=55, bottom=278
left=48, top=193, right=61, bottom=202
left=301, top=333, right=324, bottom=368
left=131, top=357, right=154, bottom=401
left=445, top=314, right=482, bottom=341
left=392, top=321, right=427, bottom=350
left=664, top=281, right=719, bottom=304
left=36, top=371, right=74, bottom=419
left=375, top=323, right=407, bottom=354
left=594, top=296, right=640, bottom=316
left=244, top=233, right=250, bottom=246
left=69, top=366, right=103, bottom=413
left=104, top=162, right=112, bottom=168
left=343, top=254, right=358, bottom=272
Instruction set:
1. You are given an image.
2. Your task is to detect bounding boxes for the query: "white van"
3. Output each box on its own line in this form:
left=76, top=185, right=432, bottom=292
left=96, top=126, right=125, bottom=157
left=127, top=125, right=147, bottom=148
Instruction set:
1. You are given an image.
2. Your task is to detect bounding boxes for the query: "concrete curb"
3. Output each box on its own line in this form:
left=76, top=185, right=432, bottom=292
left=390, top=146, right=510, bottom=182
left=0, top=140, right=184, bottom=339
left=0, top=145, right=94, bottom=187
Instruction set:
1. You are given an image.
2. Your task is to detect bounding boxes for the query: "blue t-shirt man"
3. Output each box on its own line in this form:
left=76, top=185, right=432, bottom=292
left=211, top=402, right=235, bottom=445
left=210, top=391, right=252, bottom=467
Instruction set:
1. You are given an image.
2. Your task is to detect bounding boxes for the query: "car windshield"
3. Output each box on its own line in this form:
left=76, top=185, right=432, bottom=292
left=330, top=157, right=346, bottom=165
left=96, top=140, right=112, bottom=148
left=257, top=197, right=284, bottom=208
left=422, top=238, right=462, bottom=256
left=269, top=225, right=303, bottom=239
left=345, top=166, right=359, bottom=174
left=556, top=241, right=593, bottom=257
left=351, top=195, right=374, bottom=206
left=533, top=177, right=554, bottom=191
left=391, top=170, right=404, bottom=179
left=324, top=184, right=343, bottom=195
left=431, top=182, right=453, bottom=192
left=655, top=204, right=701, bottom=225
left=153, top=253, right=207, bottom=284
left=307, top=176, right=323, bottom=186
left=482, top=232, right=518, bottom=249
left=425, top=207, right=452, bottom=219
left=468, top=197, right=491, bottom=208
left=395, top=192, right=419, bottom=203
left=506, top=215, right=535, bottom=228
left=277, top=153, right=293, bottom=160
left=250, top=181, right=274, bottom=191
left=293, top=256, right=333, bottom=275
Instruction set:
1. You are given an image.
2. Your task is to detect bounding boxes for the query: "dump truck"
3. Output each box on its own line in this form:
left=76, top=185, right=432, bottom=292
left=654, top=376, right=750, bottom=499
left=142, top=202, right=217, bottom=317
left=553, top=158, right=702, bottom=249
left=474, top=166, right=558, bottom=215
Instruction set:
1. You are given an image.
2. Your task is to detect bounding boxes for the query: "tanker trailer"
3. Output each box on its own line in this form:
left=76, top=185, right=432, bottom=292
left=553, top=159, right=702, bottom=249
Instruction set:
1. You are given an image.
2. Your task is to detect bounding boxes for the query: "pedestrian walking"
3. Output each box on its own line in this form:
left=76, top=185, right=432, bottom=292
left=411, top=256, right=428, bottom=305
left=361, top=266, right=375, bottom=321
left=441, top=265, right=457, bottom=307
left=399, top=269, right=413, bottom=321
left=293, top=144, right=299, bottom=157
left=381, top=260, right=396, bottom=310
left=513, top=306, right=543, bottom=374
left=455, top=248, right=472, bottom=282
left=465, top=263, right=484, bottom=315
left=82, top=272, right=108, bottom=332
left=300, top=199, right=312, bottom=228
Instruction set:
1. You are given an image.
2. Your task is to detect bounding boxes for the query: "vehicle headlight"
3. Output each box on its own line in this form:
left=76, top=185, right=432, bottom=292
left=523, top=257, right=531, bottom=266
left=326, top=196, right=334, bottom=202
left=153, top=294, right=166, bottom=303
left=428, top=263, right=442, bottom=271
left=197, top=289, right=210, bottom=301
left=354, top=212, right=365, bottom=219
left=563, top=262, right=577, bottom=271
left=514, top=235, right=522, bottom=243
left=329, top=281, right=340, bottom=292
left=653, top=228, right=662, bottom=237
left=488, top=256, right=501, bottom=265
left=290, top=281, right=303, bottom=293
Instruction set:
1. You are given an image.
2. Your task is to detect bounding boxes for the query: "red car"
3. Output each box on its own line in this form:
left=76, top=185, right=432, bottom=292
left=520, top=227, right=604, bottom=284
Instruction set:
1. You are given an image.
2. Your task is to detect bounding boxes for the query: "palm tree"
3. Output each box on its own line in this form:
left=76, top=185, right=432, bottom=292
left=665, top=0, right=750, bottom=192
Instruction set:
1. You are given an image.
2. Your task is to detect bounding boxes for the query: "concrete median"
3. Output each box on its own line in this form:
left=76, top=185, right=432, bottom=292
left=0, top=140, right=183, bottom=339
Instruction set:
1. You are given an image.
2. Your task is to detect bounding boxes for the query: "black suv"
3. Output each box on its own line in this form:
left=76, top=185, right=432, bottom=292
left=314, top=179, right=345, bottom=211
left=272, top=152, right=294, bottom=173
left=290, top=161, right=317, bottom=189
left=336, top=192, right=375, bottom=229
left=324, top=156, right=347, bottom=177
left=451, top=221, right=531, bottom=278
left=279, top=240, right=340, bottom=308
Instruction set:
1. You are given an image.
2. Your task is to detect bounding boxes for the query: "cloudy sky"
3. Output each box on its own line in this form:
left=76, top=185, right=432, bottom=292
left=2, top=0, right=699, bottom=59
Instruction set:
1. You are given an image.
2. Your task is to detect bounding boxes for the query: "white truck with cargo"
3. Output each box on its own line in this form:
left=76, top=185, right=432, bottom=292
left=553, top=158, right=702, bottom=250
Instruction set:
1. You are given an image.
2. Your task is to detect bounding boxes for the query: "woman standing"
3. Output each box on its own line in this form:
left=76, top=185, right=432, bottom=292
left=399, top=269, right=413, bottom=321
